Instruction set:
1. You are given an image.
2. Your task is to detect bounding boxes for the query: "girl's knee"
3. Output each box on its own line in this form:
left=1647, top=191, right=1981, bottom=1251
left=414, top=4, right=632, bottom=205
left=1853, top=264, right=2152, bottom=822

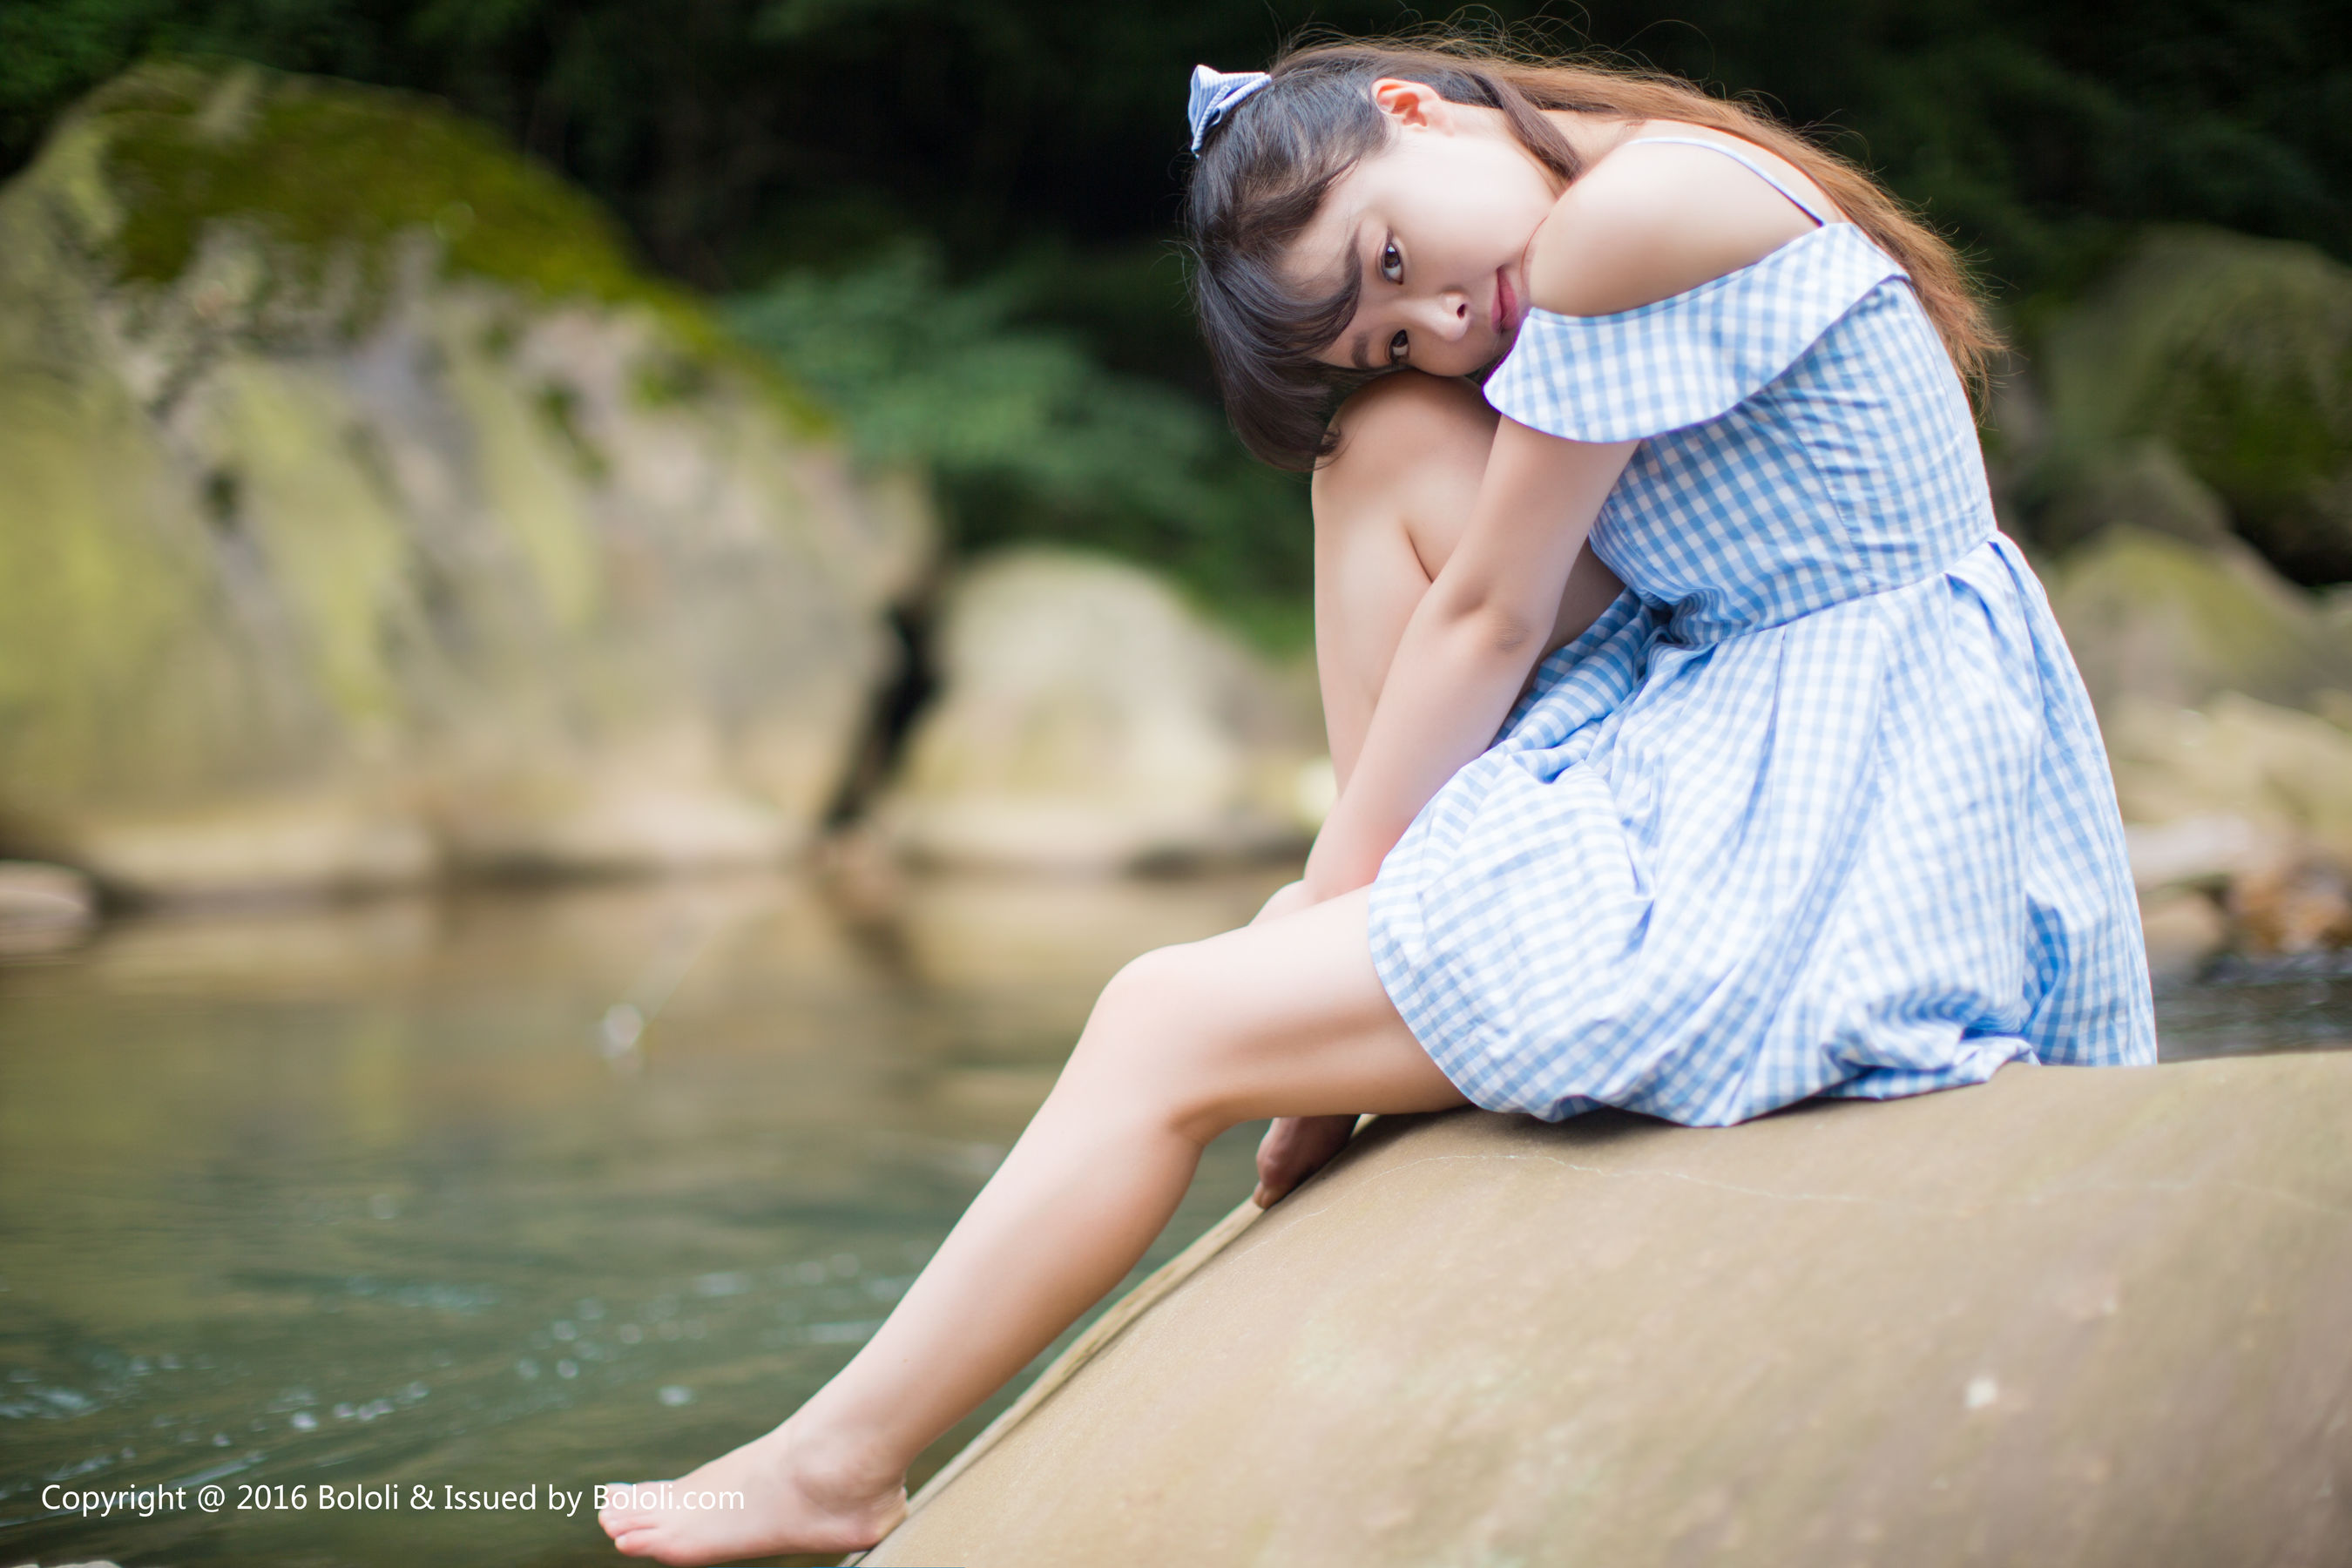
left=1100, top=941, right=1193, bottom=1010
left=1074, top=943, right=1236, bottom=1134
left=1323, top=372, right=1497, bottom=481
left=1088, top=944, right=1208, bottom=1066
left=1315, top=375, right=1498, bottom=544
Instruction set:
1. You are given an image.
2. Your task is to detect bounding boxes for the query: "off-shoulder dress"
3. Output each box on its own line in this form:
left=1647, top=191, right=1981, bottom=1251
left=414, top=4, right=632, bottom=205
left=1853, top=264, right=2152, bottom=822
left=1365, top=138, right=2157, bottom=1125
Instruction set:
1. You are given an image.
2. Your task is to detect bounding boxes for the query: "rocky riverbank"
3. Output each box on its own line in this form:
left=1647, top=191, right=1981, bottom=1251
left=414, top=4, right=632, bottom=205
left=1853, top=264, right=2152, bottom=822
left=2021, top=228, right=2352, bottom=977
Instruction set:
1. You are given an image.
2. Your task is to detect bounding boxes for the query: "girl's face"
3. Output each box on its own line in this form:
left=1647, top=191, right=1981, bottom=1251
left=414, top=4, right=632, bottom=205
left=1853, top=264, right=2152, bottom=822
left=1287, top=81, right=1562, bottom=377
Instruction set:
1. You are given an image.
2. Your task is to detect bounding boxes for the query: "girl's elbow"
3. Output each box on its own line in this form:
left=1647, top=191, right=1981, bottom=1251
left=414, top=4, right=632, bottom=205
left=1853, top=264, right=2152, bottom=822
left=1443, top=602, right=1544, bottom=663
left=1489, top=610, right=1544, bottom=656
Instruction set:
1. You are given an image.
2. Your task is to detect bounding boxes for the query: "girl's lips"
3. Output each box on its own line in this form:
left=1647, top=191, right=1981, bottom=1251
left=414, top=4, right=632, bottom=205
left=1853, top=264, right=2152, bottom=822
left=1493, top=266, right=1518, bottom=336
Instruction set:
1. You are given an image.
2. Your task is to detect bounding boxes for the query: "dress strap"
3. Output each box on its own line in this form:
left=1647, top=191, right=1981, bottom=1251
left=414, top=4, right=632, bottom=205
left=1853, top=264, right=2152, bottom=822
left=1619, top=135, right=1831, bottom=226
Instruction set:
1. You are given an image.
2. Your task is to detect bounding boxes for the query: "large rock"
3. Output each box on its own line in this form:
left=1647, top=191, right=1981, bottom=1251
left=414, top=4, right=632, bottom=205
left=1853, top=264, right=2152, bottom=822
left=0, top=860, right=98, bottom=956
left=2042, top=527, right=2352, bottom=956
left=875, top=549, right=1324, bottom=872
left=2031, top=438, right=2234, bottom=557
left=2106, top=693, right=2352, bottom=874
left=860, top=1056, right=2352, bottom=1568
left=2135, top=887, right=2228, bottom=983
left=0, top=63, right=929, bottom=898
left=2044, top=526, right=2352, bottom=716
left=2105, top=693, right=2352, bottom=953
left=2034, top=226, right=2352, bottom=585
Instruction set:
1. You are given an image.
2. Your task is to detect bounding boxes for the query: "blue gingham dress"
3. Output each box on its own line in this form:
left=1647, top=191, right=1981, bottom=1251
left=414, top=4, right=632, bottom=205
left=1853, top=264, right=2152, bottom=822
left=1366, top=139, right=2156, bottom=1126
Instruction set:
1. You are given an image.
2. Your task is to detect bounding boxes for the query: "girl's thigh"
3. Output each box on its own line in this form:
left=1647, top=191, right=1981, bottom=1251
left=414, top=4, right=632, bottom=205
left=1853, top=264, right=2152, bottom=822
left=1074, top=887, right=1467, bottom=1141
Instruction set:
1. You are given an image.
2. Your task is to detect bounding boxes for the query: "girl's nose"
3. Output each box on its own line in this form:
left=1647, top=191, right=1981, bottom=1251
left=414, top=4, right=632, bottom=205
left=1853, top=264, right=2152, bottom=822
left=1419, top=291, right=1473, bottom=341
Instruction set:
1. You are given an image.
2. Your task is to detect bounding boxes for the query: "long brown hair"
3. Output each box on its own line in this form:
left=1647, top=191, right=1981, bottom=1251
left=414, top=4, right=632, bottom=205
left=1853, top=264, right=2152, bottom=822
left=1182, top=34, right=2001, bottom=470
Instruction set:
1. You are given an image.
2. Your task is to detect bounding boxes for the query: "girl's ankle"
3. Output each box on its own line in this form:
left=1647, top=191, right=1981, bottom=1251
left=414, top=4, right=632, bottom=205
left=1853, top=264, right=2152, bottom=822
left=777, top=1420, right=905, bottom=1506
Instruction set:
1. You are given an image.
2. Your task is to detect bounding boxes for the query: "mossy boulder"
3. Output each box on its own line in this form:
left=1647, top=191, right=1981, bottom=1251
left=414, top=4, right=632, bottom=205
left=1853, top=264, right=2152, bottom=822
left=0, top=62, right=929, bottom=896
left=2031, top=439, right=2234, bottom=557
left=2043, top=526, right=2352, bottom=716
left=2034, top=226, right=2352, bottom=585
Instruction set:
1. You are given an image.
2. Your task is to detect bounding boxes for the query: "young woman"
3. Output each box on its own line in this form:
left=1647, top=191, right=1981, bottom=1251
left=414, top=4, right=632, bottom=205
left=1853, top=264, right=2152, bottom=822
left=599, top=37, right=2154, bottom=1564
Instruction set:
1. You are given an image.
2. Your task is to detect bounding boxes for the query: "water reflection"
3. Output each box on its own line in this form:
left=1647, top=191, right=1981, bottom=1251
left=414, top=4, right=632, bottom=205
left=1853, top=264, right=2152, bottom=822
left=0, top=868, right=1291, bottom=1567
left=2156, top=951, right=2352, bottom=1060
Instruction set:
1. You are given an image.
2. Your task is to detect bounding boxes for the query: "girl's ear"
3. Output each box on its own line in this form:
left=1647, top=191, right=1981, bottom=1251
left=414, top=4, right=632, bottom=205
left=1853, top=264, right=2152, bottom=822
left=1369, top=78, right=1453, bottom=132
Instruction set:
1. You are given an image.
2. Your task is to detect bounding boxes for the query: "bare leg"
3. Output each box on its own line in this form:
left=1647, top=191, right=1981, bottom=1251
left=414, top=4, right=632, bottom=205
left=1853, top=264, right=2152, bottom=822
left=1254, top=374, right=1508, bottom=1206
left=598, top=889, right=1465, bottom=1564
left=600, top=374, right=1611, bottom=1562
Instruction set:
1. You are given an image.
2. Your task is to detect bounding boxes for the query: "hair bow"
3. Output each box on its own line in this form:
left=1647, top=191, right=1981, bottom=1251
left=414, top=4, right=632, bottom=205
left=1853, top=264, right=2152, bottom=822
left=1187, top=64, right=1270, bottom=153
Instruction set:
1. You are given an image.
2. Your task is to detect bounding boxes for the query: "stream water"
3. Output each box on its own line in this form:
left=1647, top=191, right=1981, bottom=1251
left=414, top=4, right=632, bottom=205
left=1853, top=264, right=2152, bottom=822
left=1, top=868, right=2344, bottom=1568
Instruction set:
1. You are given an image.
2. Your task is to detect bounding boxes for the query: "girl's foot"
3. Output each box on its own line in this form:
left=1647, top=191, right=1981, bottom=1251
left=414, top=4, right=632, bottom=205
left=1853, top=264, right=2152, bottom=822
left=1254, top=1113, right=1357, bottom=1206
left=597, top=1421, right=906, bottom=1565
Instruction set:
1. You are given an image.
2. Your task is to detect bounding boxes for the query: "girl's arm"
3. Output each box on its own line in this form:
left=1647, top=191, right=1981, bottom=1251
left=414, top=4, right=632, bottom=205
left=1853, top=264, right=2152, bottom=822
left=1298, top=140, right=1821, bottom=902
left=1301, top=422, right=1635, bottom=901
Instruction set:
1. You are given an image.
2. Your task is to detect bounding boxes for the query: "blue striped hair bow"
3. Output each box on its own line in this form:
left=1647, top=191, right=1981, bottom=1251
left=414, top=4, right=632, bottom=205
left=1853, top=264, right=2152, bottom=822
left=1187, top=64, right=1270, bottom=153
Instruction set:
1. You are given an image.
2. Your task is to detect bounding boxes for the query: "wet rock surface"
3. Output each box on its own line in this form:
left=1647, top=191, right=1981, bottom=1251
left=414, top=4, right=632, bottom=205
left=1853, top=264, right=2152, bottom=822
left=862, top=1056, right=2352, bottom=1568
left=0, top=862, right=98, bottom=931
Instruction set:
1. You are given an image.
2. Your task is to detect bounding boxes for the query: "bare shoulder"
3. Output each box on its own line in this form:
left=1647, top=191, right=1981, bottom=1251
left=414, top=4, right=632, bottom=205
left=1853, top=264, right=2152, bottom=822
left=1527, top=128, right=1835, bottom=319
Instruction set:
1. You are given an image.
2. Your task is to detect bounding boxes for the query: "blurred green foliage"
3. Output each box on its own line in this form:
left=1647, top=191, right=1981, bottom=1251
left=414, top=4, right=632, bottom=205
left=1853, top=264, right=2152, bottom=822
left=10, top=0, right=2343, bottom=294
left=726, top=246, right=1311, bottom=645
left=4, top=0, right=2346, bottom=625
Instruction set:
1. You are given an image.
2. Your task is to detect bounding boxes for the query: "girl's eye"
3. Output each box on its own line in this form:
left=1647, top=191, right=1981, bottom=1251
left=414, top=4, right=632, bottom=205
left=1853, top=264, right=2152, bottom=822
left=1389, top=329, right=1409, bottom=366
left=1380, top=240, right=1403, bottom=283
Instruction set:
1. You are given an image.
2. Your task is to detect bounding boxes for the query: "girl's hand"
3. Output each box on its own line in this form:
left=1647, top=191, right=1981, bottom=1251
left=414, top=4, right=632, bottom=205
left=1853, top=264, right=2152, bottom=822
left=1253, top=1114, right=1357, bottom=1207
left=1242, top=887, right=1359, bottom=1207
